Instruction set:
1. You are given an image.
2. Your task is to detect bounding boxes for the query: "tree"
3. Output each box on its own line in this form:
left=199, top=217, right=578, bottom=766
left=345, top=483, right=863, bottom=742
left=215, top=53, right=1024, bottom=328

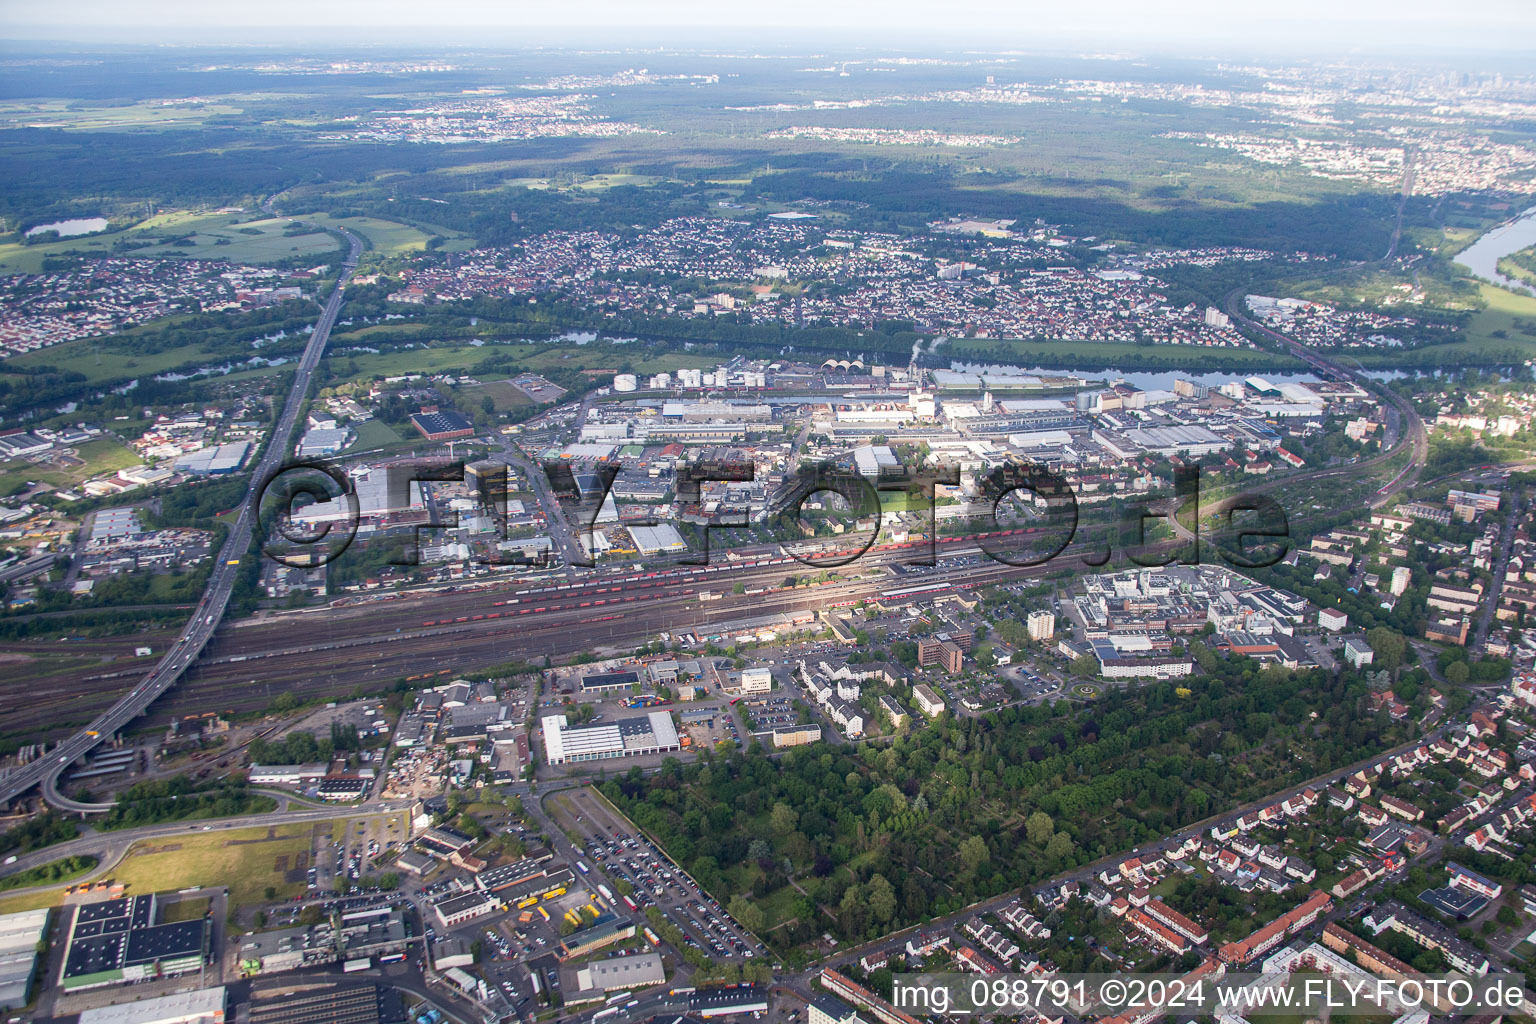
left=728, top=894, right=765, bottom=934
left=770, top=802, right=799, bottom=836
left=1367, top=627, right=1408, bottom=672
left=1072, top=654, right=1098, bottom=678
left=1045, top=831, right=1075, bottom=862
left=1446, top=661, right=1470, bottom=685
left=867, top=874, right=896, bottom=924
left=1026, top=811, right=1054, bottom=846
left=958, top=835, right=989, bottom=870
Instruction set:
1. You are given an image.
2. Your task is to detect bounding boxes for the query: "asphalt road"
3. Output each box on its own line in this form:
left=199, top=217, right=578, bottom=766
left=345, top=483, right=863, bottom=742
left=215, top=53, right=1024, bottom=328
left=0, top=219, right=363, bottom=813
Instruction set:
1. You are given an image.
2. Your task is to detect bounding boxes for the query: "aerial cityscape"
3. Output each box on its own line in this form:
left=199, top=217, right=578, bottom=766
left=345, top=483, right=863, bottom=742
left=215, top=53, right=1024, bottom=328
left=3, top=5, right=1536, bottom=1024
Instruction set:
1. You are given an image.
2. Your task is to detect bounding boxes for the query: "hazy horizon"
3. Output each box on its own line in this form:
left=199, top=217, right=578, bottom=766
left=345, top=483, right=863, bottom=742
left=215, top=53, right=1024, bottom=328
left=3, top=0, right=1535, bottom=55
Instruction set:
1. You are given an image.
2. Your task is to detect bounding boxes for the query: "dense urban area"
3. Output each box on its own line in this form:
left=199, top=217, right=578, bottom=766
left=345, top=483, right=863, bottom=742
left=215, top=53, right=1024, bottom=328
left=1, top=28, right=1535, bottom=1024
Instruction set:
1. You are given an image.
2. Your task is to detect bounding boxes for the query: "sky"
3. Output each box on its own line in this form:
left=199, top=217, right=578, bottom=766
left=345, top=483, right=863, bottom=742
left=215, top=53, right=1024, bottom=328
left=3, top=0, right=1535, bottom=53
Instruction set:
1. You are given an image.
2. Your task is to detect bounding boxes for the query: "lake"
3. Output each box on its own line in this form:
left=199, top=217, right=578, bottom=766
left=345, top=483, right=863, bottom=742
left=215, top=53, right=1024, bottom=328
left=25, top=217, right=109, bottom=238
left=1454, top=207, right=1536, bottom=295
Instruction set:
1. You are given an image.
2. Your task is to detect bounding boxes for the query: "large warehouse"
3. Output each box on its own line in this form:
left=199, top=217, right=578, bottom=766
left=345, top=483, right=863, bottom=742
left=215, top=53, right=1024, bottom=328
left=627, top=523, right=688, bottom=556
left=0, top=907, right=49, bottom=1010
left=410, top=409, right=475, bottom=441
left=76, top=985, right=226, bottom=1024
left=542, top=711, right=680, bottom=765
left=61, top=895, right=208, bottom=992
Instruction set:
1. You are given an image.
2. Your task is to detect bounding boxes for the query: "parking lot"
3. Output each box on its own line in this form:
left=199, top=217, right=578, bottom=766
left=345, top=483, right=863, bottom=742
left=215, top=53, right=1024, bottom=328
left=306, top=813, right=409, bottom=894
left=553, top=787, right=768, bottom=962
left=737, top=696, right=797, bottom=729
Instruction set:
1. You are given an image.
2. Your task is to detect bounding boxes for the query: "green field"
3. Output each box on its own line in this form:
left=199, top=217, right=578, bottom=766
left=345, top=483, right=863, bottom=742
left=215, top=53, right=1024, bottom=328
left=108, top=823, right=323, bottom=907
left=1497, top=248, right=1536, bottom=289
left=0, top=436, right=140, bottom=494
left=326, top=343, right=511, bottom=382
left=342, top=418, right=405, bottom=452
left=4, top=333, right=222, bottom=384
left=1353, top=284, right=1536, bottom=366
left=459, top=379, right=536, bottom=414
left=325, top=336, right=717, bottom=384
left=0, top=822, right=326, bottom=915
left=947, top=338, right=1305, bottom=371
left=0, top=98, right=244, bottom=132
left=301, top=212, right=475, bottom=255
left=0, top=210, right=342, bottom=274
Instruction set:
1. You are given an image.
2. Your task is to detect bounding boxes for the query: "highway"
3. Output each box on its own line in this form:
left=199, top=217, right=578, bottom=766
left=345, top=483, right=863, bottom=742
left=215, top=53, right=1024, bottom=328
left=0, top=220, right=363, bottom=813
left=2, top=219, right=1440, bottom=809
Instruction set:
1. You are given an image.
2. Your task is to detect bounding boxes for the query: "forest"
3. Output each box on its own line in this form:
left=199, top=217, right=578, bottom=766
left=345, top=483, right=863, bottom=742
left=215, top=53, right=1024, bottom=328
left=602, top=656, right=1419, bottom=961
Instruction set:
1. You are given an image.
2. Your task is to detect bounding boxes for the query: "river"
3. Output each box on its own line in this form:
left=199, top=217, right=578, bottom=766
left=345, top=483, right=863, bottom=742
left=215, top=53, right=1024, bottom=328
left=1453, top=206, right=1536, bottom=295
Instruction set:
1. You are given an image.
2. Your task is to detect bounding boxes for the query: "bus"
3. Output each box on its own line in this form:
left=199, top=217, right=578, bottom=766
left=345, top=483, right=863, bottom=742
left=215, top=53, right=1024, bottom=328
left=596, top=883, right=615, bottom=904
left=517, top=896, right=539, bottom=909
left=643, top=927, right=661, bottom=948
left=576, top=860, right=590, bottom=875
left=622, top=894, right=638, bottom=912
left=537, top=906, right=550, bottom=922
left=379, top=951, right=406, bottom=964
left=343, top=957, right=371, bottom=973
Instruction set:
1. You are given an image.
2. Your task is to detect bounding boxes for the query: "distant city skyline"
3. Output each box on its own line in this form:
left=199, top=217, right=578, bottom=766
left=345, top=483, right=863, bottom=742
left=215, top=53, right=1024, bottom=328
left=4, top=0, right=1536, bottom=54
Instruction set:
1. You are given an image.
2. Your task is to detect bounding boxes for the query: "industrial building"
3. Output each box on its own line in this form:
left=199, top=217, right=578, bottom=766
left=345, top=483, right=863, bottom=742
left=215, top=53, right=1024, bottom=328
left=542, top=711, right=681, bottom=765
left=296, top=426, right=350, bottom=457
left=572, top=950, right=665, bottom=993
left=0, top=907, right=49, bottom=1010
left=60, top=894, right=209, bottom=992
left=581, top=669, right=641, bottom=694
left=433, top=890, right=498, bottom=929
left=627, top=523, right=688, bottom=556
left=174, top=441, right=249, bottom=475
left=410, top=409, right=475, bottom=441
left=76, top=985, right=226, bottom=1024
left=557, top=914, right=638, bottom=959
left=246, top=982, right=403, bottom=1024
